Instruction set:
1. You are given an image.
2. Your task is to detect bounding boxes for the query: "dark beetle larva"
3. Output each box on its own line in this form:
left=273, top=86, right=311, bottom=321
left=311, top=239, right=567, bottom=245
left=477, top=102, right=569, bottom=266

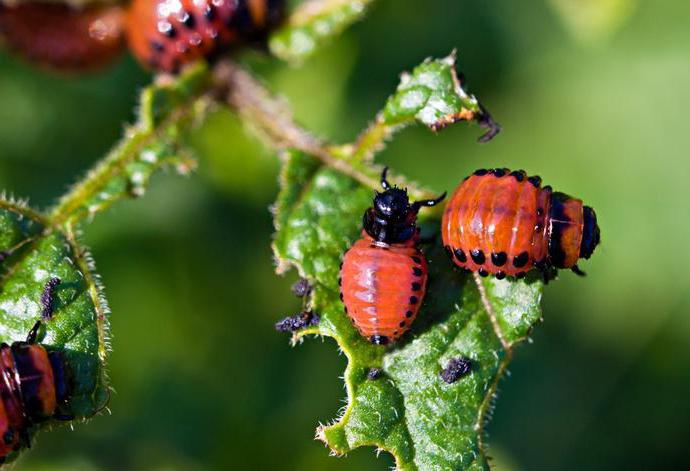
left=442, top=168, right=600, bottom=280
left=0, top=3, right=125, bottom=72
left=339, top=168, right=445, bottom=345
left=125, top=0, right=285, bottom=73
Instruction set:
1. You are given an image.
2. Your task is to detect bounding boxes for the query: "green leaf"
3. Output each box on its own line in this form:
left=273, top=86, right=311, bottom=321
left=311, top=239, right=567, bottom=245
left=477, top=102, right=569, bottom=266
left=0, top=199, right=109, bottom=438
left=350, top=52, right=500, bottom=163
left=269, top=0, right=375, bottom=63
left=50, top=63, right=211, bottom=227
left=273, top=150, right=543, bottom=469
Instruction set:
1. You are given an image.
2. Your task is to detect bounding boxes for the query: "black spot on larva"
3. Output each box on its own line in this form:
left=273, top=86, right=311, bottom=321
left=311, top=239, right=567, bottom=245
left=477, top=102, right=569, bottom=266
left=150, top=40, right=165, bottom=52
left=399, top=321, right=406, bottom=328
left=474, top=169, right=488, bottom=176
left=491, top=252, right=507, bottom=266
left=513, top=251, right=529, bottom=268
left=478, top=268, right=489, bottom=277
left=509, top=170, right=526, bottom=181
left=159, top=21, right=176, bottom=38
left=393, top=330, right=399, bottom=336
left=516, top=272, right=526, bottom=279
left=339, top=293, right=344, bottom=301
left=496, top=271, right=506, bottom=280
left=537, top=208, right=544, bottom=216
left=367, top=368, right=383, bottom=380
left=492, top=168, right=507, bottom=177
left=344, top=306, right=348, bottom=314
left=337, top=277, right=342, bottom=286
left=454, top=248, right=467, bottom=263
left=406, top=310, right=413, bottom=318
left=535, top=223, right=543, bottom=232
left=409, top=296, right=419, bottom=305
left=204, top=4, right=215, bottom=20
left=444, top=246, right=453, bottom=258
left=528, top=176, right=542, bottom=188
left=470, top=249, right=485, bottom=265
left=440, top=357, right=473, bottom=384
left=291, top=278, right=311, bottom=297
left=181, top=11, right=196, bottom=28
left=412, top=256, right=421, bottom=264
left=412, top=282, right=421, bottom=291
left=413, top=267, right=423, bottom=276
left=370, top=335, right=390, bottom=345
left=274, top=311, right=320, bottom=333
left=339, top=261, right=343, bottom=269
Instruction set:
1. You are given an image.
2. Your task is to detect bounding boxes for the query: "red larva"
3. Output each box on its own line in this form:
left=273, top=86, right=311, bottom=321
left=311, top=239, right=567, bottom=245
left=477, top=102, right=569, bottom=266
left=339, top=169, right=446, bottom=345
left=0, top=3, right=125, bottom=72
left=442, top=168, right=600, bottom=281
left=125, top=0, right=286, bottom=73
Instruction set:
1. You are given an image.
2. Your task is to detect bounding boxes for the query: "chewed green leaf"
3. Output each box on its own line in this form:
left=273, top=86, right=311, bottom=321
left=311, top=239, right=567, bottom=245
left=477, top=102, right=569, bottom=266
left=269, top=0, right=375, bottom=63
left=382, top=52, right=492, bottom=132
left=351, top=53, right=500, bottom=163
left=272, top=152, right=543, bottom=470
left=50, top=63, right=210, bottom=226
left=0, top=200, right=109, bottom=426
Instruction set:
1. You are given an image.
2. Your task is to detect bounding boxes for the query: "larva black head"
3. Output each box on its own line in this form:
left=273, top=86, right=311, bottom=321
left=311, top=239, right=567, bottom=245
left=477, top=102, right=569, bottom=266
left=580, top=206, right=600, bottom=259
left=363, top=168, right=445, bottom=244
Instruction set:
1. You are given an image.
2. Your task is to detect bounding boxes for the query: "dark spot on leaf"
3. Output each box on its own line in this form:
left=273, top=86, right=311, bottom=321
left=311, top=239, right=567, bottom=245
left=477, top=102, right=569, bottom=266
left=440, top=357, right=473, bottom=384
left=291, top=278, right=311, bottom=297
left=274, top=311, right=320, bottom=333
left=40, top=277, right=61, bottom=320
left=367, top=368, right=383, bottom=380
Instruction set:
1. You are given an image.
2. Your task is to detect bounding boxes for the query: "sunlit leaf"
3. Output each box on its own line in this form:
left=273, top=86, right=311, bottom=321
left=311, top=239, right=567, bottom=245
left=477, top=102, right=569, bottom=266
left=269, top=0, right=375, bottom=63
left=0, top=198, right=109, bottom=457
left=350, top=52, right=500, bottom=163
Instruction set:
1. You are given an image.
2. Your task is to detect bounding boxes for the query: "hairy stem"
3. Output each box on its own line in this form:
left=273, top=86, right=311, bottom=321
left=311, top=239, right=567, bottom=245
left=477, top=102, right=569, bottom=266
left=212, top=60, right=436, bottom=201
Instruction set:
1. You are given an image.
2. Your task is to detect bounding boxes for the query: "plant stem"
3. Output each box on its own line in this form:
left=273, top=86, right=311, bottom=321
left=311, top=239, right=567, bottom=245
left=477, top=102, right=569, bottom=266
left=212, top=60, right=436, bottom=202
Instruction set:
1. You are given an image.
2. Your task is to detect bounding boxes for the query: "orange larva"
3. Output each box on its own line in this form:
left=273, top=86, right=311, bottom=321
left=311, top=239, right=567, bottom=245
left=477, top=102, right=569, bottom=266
left=125, top=0, right=285, bottom=73
left=339, top=169, right=446, bottom=345
left=0, top=3, right=125, bottom=72
left=442, top=168, right=600, bottom=280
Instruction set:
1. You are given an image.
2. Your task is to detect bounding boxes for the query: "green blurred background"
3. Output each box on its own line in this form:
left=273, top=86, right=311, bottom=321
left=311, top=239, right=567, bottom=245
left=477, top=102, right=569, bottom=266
left=1, top=0, right=689, bottom=469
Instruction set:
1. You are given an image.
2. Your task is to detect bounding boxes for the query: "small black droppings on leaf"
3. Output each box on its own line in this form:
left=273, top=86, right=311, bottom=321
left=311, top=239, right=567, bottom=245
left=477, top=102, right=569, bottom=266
left=40, top=277, right=61, bottom=320
left=291, top=278, right=312, bottom=297
left=275, top=311, right=320, bottom=333
left=440, top=357, right=473, bottom=384
left=367, top=368, right=383, bottom=380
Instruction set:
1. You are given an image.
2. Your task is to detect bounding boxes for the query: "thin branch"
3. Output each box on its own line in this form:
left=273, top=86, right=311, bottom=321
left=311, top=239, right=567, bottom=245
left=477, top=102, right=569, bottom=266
left=212, top=60, right=435, bottom=201
left=48, top=79, right=206, bottom=228
left=473, top=272, right=510, bottom=350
